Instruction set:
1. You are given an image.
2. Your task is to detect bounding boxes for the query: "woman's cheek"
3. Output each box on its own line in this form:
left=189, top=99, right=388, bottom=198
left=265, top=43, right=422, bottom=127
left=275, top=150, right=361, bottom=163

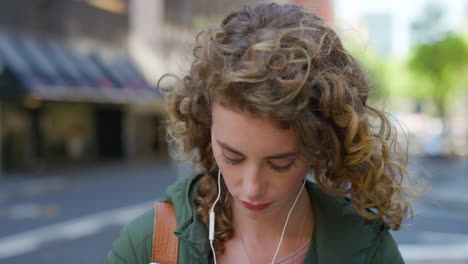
left=213, top=152, right=237, bottom=194
left=279, top=163, right=310, bottom=192
left=220, top=165, right=240, bottom=196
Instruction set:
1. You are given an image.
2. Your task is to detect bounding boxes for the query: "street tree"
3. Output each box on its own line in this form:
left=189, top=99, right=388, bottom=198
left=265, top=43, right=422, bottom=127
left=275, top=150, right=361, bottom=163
left=408, top=32, right=468, bottom=120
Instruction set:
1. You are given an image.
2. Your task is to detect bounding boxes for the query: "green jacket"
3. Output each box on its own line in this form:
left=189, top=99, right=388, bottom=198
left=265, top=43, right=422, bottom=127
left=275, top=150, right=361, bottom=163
left=105, top=174, right=405, bottom=264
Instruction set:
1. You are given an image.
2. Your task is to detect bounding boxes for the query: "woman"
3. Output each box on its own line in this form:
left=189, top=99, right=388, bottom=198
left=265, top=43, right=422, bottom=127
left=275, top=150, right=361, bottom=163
left=106, top=3, right=416, bottom=263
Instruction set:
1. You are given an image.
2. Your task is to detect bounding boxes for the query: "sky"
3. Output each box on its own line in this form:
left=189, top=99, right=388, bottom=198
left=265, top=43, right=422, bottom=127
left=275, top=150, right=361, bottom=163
left=334, top=0, right=467, bottom=56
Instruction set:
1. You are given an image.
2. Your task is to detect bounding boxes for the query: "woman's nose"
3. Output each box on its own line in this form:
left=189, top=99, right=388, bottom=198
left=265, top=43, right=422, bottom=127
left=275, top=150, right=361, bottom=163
left=243, top=165, right=266, bottom=201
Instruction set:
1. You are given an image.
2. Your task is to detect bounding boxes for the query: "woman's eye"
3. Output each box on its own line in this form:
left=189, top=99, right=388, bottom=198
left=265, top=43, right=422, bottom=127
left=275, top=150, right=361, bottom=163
left=269, top=159, right=295, bottom=171
left=221, top=153, right=242, bottom=165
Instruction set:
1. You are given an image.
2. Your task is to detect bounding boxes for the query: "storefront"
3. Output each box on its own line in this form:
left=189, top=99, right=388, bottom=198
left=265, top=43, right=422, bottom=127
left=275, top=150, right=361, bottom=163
left=0, top=31, right=166, bottom=172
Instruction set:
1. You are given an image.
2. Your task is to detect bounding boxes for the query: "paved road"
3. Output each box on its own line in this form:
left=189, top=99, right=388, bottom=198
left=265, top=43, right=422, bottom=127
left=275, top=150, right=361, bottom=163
left=0, top=157, right=466, bottom=264
left=395, top=156, right=468, bottom=264
left=0, top=161, right=177, bottom=263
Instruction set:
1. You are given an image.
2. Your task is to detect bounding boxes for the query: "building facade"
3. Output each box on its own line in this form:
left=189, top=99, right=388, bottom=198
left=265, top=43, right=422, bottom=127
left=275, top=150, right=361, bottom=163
left=0, top=0, right=167, bottom=172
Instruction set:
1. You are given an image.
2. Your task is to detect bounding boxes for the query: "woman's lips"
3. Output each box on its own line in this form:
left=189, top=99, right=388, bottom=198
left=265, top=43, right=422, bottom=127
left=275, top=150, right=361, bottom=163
left=241, top=201, right=271, bottom=211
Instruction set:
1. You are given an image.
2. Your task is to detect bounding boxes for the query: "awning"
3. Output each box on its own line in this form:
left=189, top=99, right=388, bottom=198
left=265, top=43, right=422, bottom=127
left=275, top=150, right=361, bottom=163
left=0, top=30, right=160, bottom=104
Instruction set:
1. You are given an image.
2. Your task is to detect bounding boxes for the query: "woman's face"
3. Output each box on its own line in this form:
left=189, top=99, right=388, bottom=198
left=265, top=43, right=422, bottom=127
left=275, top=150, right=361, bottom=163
left=211, top=103, right=311, bottom=216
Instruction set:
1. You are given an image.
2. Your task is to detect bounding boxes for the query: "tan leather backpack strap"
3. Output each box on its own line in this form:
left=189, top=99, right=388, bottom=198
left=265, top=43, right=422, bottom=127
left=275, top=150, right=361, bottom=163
left=151, top=202, right=179, bottom=264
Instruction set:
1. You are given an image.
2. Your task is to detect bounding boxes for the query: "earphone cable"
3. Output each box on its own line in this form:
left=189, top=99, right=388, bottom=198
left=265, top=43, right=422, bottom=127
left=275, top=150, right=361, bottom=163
left=270, top=178, right=306, bottom=263
left=211, top=170, right=222, bottom=213
left=210, top=170, right=222, bottom=264
left=211, top=171, right=307, bottom=264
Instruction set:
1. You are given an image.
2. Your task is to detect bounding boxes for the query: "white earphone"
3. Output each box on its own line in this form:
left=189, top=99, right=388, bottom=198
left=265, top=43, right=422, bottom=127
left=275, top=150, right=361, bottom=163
left=209, top=170, right=222, bottom=263
left=209, top=170, right=306, bottom=264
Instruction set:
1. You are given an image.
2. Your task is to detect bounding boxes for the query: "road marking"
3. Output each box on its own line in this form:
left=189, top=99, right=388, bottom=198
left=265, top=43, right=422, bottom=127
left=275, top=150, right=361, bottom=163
left=399, top=232, right=468, bottom=262
left=400, top=242, right=468, bottom=261
left=1, top=201, right=468, bottom=262
left=0, top=201, right=154, bottom=259
left=8, top=203, right=59, bottom=219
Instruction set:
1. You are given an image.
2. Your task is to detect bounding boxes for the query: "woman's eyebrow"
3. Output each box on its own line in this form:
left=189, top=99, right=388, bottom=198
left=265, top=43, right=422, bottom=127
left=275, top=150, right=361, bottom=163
left=217, top=140, right=243, bottom=156
left=216, top=139, right=298, bottom=159
left=265, top=152, right=299, bottom=159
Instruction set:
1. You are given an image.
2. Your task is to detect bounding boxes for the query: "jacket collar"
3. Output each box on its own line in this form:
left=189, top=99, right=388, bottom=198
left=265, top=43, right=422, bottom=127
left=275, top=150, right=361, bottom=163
left=165, top=174, right=211, bottom=262
left=304, top=182, right=388, bottom=263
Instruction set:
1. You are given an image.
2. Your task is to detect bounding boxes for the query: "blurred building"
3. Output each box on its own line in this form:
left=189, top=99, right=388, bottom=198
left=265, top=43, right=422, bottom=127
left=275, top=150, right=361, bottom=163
left=129, top=0, right=334, bottom=85
left=292, top=0, right=333, bottom=23
left=0, top=0, right=166, bottom=172
left=0, top=0, right=339, bottom=172
left=365, top=13, right=393, bottom=55
left=128, top=0, right=336, bottom=177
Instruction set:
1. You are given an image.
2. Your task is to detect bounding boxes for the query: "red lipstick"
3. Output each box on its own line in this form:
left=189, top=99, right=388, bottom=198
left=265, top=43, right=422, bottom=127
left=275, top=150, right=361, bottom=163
left=241, top=201, right=271, bottom=211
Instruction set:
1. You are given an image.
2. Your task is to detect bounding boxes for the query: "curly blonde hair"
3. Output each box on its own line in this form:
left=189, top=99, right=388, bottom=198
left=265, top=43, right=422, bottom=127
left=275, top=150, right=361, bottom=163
left=162, top=3, right=417, bottom=254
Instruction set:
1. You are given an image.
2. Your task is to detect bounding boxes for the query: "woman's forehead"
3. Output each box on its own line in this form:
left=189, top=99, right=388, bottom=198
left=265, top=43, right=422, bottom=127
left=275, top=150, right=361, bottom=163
left=211, top=103, right=297, bottom=152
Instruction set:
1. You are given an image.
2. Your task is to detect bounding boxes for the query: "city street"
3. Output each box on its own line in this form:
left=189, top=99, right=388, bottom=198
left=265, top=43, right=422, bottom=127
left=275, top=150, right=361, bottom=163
left=0, top=157, right=466, bottom=264
left=0, top=0, right=466, bottom=263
